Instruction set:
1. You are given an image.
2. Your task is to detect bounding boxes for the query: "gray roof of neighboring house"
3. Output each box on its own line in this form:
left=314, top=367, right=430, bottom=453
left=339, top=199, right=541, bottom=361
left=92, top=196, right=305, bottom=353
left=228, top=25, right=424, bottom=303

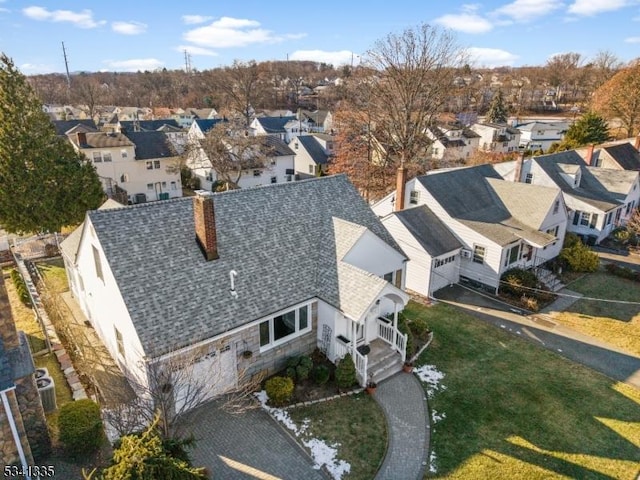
left=70, top=132, right=133, bottom=149
left=300, top=110, right=329, bottom=124
left=533, top=151, right=620, bottom=211
left=586, top=167, right=638, bottom=198
left=123, top=131, right=179, bottom=160
left=52, top=119, right=98, bottom=136
left=416, top=165, right=555, bottom=246
left=120, top=119, right=181, bottom=132
left=603, top=143, right=640, bottom=171
left=262, top=135, right=295, bottom=157
left=194, top=118, right=226, bottom=134
left=87, top=175, right=405, bottom=358
left=393, top=205, right=463, bottom=257
left=297, top=136, right=329, bottom=165
left=256, top=116, right=297, bottom=133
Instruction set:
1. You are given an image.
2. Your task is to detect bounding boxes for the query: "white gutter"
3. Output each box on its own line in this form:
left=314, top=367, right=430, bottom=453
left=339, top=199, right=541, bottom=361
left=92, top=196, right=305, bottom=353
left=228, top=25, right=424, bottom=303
left=1, top=388, right=31, bottom=480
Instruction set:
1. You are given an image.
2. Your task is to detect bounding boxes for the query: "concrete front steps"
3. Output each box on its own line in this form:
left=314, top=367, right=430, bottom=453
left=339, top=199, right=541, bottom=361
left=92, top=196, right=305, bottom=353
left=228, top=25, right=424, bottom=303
left=536, top=268, right=565, bottom=292
left=366, top=340, right=404, bottom=384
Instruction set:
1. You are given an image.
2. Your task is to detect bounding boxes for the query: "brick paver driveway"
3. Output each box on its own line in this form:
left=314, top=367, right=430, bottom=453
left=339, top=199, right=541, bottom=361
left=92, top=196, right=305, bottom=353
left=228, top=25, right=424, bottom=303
left=183, top=400, right=326, bottom=480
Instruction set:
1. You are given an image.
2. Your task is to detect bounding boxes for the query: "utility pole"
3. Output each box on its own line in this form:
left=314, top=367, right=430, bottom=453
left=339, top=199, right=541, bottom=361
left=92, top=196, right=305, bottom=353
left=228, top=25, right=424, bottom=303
left=184, top=49, right=190, bottom=74
left=62, top=42, right=71, bottom=89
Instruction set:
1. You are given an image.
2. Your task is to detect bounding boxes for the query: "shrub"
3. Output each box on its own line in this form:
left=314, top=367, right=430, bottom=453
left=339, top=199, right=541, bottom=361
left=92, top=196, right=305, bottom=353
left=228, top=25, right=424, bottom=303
left=397, top=313, right=414, bottom=357
left=500, top=268, right=539, bottom=297
left=563, top=232, right=582, bottom=249
left=559, top=243, right=599, bottom=272
left=612, top=227, right=631, bottom=244
left=59, top=399, right=104, bottom=457
left=409, top=317, right=430, bottom=337
left=605, top=263, right=640, bottom=282
left=285, top=355, right=313, bottom=381
left=10, top=269, right=31, bottom=307
left=296, top=364, right=311, bottom=381
left=521, top=295, right=539, bottom=312
left=335, top=353, right=357, bottom=389
left=265, top=376, right=294, bottom=406
left=312, top=364, right=330, bottom=385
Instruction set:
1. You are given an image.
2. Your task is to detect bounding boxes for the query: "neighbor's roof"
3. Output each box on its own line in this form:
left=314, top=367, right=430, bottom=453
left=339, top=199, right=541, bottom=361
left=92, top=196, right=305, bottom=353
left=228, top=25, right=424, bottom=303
left=70, top=132, right=133, bottom=149
left=120, top=119, right=181, bottom=132
left=586, top=167, right=639, bottom=198
left=603, top=143, right=640, bottom=171
left=417, top=165, right=555, bottom=246
left=52, top=119, right=98, bottom=136
left=86, top=175, right=405, bottom=358
left=194, top=118, right=226, bottom=134
left=297, top=136, right=329, bottom=165
left=262, top=135, right=295, bottom=157
left=123, top=131, right=179, bottom=160
left=532, top=151, right=620, bottom=211
left=392, top=205, right=463, bottom=257
left=255, top=116, right=297, bottom=133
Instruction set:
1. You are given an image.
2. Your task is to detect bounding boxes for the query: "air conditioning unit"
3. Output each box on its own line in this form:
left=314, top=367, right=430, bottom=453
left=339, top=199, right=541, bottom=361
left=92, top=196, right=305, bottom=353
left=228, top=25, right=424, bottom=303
left=37, top=376, right=57, bottom=413
left=35, top=368, right=49, bottom=380
left=461, top=249, right=472, bottom=259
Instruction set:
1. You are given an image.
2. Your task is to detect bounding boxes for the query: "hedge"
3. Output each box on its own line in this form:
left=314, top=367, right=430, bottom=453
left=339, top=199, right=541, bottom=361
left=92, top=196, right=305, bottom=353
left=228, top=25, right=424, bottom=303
left=59, top=399, right=104, bottom=457
left=10, top=269, right=31, bottom=307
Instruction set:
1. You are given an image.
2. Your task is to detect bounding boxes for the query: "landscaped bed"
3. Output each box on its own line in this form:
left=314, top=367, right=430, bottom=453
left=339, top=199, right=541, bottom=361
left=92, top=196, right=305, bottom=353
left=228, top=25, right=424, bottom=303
left=553, top=270, right=640, bottom=357
left=404, top=301, right=640, bottom=479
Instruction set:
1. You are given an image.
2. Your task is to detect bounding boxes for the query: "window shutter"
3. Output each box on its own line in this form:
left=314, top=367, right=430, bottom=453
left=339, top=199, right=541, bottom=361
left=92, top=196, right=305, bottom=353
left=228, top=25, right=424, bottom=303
left=590, top=214, right=598, bottom=229
left=572, top=211, right=580, bottom=225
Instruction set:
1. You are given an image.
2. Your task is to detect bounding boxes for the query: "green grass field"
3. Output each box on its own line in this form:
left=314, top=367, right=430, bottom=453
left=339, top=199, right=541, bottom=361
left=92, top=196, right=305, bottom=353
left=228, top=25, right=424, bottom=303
left=403, top=302, right=640, bottom=480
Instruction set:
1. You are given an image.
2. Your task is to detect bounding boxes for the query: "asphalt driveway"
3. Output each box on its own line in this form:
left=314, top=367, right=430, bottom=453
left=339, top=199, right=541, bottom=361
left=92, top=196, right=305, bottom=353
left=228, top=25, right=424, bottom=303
left=433, top=285, right=640, bottom=389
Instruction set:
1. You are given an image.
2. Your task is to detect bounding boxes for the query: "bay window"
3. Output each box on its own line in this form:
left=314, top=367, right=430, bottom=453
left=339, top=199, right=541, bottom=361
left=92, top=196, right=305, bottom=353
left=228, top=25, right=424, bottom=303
left=259, top=303, right=312, bottom=350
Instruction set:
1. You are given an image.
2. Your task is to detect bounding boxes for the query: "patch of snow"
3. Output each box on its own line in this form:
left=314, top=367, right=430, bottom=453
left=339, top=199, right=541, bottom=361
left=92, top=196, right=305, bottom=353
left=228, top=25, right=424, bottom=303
left=431, top=409, right=446, bottom=424
left=557, top=348, right=563, bottom=352
left=429, top=450, right=438, bottom=473
left=500, top=324, right=506, bottom=329
left=415, top=364, right=446, bottom=399
left=255, top=391, right=350, bottom=479
left=516, top=331, right=522, bottom=335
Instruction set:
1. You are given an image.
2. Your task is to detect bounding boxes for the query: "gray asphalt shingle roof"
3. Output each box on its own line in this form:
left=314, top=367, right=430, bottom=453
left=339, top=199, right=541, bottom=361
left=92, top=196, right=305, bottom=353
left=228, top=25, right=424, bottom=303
left=88, top=175, right=404, bottom=358
left=120, top=119, right=181, bottom=132
left=603, top=143, right=640, bottom=171
left=256, top=116, right=296, bottom=133
left=297, top=136, right=329, bottom=165
left=52, top=119, right=98, bottom=136
left=123, top=131, right=179, bottom=160
left=393, top=205, right=463, bottom=257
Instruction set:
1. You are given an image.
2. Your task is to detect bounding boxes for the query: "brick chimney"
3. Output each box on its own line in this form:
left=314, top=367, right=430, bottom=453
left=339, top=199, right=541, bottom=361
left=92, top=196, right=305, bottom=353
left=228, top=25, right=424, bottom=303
left=634, top=134, right=640, bottom=152
left=585, top=144, right=595, bottom=166
left=76, top=131, right=87, bottom=147
left=193, top=191, right=219, bottom=261
left=395, top=165, right=407, bottom=212
left=513, top=152, right=525, bottom=182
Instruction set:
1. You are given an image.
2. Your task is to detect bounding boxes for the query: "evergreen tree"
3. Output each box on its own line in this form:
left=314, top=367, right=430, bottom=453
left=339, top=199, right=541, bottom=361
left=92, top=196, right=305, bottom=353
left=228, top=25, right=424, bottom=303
left=0, top=53, right=104, bottom=234
left=335, top=353, right=358, bottom=389
left=560, top=111, right=610, bottom=150
left=486, top=90, right=509, bottom=124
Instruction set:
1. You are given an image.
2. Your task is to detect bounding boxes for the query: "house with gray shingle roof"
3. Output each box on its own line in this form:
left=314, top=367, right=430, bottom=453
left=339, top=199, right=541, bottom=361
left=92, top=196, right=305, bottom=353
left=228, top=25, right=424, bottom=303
left=426, top=124, right=481, bottom=164
left=250, top=115, right=309, bottom=142
left=579, top=139, right=640, bottom=172
left=373, top=164, right=567, bottom=293
left=517, top=151, right=640, bottom=244
left=61, top=175, right=409, bottom=404
left=290, top=134, right=333, bottom=178
left=471, top=122, right=521, bottom=154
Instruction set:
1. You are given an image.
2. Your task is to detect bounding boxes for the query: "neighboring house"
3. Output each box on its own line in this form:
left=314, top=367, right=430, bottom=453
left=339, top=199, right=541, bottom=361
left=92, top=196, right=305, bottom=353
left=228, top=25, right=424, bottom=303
left=52, top=119, right=98, bottom=136
left=298, top=110, right=333, bottom=133
left=382, top=205, right=463, bottom=297
left=60, top=176, right=410, bottom=412
left=121, top=131, right=183, bottom=202
left=187, top=118, right=227, bottom=142
left=517, top=151, right=640, bottom=244
left=373, top=164, right=567, bottom=293
left=189, top=135, right=297, bottom=190
left=250, top=116, right=309, bottom=143
left=290, top=134, right=333, bottom=178
left=578, top=138, right=640, bottom=171
left=0, top=275, right=49, bottom=467
left=426, top=124, right=481, bottom=163
left=516, top=121, right=569, bottom=152
left=471, top=122, right=521, bottom=154
left=119, top=120, right=187, bottom=154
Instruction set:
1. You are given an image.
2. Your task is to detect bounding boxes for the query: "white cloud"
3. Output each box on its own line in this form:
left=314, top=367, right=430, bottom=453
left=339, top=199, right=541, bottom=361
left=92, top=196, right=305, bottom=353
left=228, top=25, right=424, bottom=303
left=112, top=21, right=147, bottom=35
left=568, top=0, right=634, bottom=15
left=176, top=45, right=218, bottom=56
left=289, top=50, right=357, bottom=66
left=434, top=13, right=494, bottom=33
left=492, top=0, right=562, bottom=22
left=103, top=58, right=164, bottom=72
left=20, top=62, right=56, bottom=74
left=625, top=36, right=640, bottom=43
left=22, top=6, right=105, bottom=28
left=182, top=14, right=213, bottom=25
left=467, top=47, right=519, bottom=67
left=183, top=16, right=305, bottom=48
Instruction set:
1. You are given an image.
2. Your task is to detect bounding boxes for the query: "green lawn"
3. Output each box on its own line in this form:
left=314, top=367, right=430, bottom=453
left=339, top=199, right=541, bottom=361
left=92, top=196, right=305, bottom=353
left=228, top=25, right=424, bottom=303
left=287, top=394, right=387, bottom=480
left=403, top=302, right=640, bottom=480
left=37, top=258, right=69, bottom=294
left=554, top=271, right=640, bottom=356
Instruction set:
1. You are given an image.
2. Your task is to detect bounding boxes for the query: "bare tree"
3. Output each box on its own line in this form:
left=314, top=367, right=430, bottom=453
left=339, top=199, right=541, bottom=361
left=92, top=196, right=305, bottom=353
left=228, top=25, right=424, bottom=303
left=363, top=23, right=464, bottom=168
left=218, top=60, right=265, bottom=125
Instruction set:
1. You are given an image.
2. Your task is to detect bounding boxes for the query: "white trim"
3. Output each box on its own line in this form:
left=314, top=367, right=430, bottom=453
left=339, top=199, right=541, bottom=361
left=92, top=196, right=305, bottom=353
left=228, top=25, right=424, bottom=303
left=258, top=301, right=313, bottom=353
left=1, top=388, right=31, bottom=480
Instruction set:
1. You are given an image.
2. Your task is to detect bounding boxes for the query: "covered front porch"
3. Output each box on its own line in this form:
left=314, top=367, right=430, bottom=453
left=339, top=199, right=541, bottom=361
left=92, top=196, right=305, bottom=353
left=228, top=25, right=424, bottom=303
left=332, top=291, right=408, bottom=386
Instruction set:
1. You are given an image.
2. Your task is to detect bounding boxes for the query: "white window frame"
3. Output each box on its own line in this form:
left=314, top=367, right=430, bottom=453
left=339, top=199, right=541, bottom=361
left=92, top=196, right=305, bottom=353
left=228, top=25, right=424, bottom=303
left=153, top=160, right=161, bottom=169
left=473, top=245, right=486, bottom=264
left=103, top=152, right=112, bottom=162
left=259, top=302, right=313, bottom=352
left=115, top=326, right=125, bottom=359
left=146, top=161, right=153, bottom=170
left=121, top=149, right=128, bottom=159
left=92, top=151, right=102, bottom=163
left=409, top=190, right=420, bottom=205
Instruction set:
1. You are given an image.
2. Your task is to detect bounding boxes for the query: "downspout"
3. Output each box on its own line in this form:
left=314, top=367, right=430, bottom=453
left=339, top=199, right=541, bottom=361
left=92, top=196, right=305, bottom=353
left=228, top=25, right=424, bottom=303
left=2, top=389, right=31, bottom=480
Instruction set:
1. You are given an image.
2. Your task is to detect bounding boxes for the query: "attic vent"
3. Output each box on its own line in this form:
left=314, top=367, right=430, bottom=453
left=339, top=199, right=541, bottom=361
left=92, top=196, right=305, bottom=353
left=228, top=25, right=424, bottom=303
left=461, top=249, right=472, bottom=259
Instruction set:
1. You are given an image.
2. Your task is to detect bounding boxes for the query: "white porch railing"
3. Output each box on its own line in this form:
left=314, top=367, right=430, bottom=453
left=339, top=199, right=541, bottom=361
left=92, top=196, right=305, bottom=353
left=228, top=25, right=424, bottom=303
left=377, top=318, right=407, bottom=362
left=396, top=332, right=407, bottom=363
left=377, top=319, right=395, bottom=347
left=334, top=338, right=350, bottom=361
left=353, top=349, right=368, bottom=386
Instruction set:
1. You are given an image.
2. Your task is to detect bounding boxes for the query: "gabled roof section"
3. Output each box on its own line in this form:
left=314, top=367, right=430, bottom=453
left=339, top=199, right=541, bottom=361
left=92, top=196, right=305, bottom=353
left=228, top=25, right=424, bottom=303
left=70, top=132, right=133, bottom=149
left=393, top=205, right=463, bottom=257
left=297, top=136, right=329, bottom=165
left=300, top=110, right=329, bottom=124
left=87, top=175, right=404, bottom=358
left=262, top=135, right=295, bottom=157
left=487, top=178, right=561, bottom=229
left=603, top=143, right=640, bottom=171
left=194, top=118, right=226, bottom=134
left=120, top=119, right=181, bottom=132
left=123, top=131, right=179, bottom=160
left=533, top=151, right=620, bottom=211
left=586, top=167, right=638, bottom=198
left=52, top=119, right=98, bottom=136
left=256, top=116, right=296, bottom=133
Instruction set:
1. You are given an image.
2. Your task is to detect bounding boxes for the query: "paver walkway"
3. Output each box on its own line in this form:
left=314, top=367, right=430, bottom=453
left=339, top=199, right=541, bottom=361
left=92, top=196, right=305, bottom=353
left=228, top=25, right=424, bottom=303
left=374, top=373, right=429, bottom=480
left=185, top=399, right=326, bottom=480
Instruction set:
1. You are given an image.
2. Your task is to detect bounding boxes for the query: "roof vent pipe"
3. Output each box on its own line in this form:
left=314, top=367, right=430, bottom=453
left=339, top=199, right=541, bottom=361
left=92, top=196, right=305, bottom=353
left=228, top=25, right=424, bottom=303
left=229, top=270, right=238, bottom=299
